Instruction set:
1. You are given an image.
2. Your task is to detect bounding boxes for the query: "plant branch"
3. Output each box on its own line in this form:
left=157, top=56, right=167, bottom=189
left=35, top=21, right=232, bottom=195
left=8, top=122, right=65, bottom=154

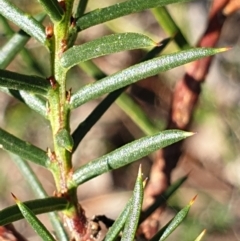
left=46, top=1, right=88, bottom=239
left=1, top=224, right=28, bottom=241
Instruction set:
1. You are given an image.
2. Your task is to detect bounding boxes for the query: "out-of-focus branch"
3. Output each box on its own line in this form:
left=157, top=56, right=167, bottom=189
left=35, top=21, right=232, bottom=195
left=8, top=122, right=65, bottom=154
left=140, top=0, right=230, bottom=239
left=0, top=224, right=28, bottom=241
left=223, top=0, right=240, bottom=15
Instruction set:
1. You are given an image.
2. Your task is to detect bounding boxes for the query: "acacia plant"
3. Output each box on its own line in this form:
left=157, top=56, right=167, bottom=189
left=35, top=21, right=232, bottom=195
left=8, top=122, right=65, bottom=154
left=0, top=0, right=229, bottom=240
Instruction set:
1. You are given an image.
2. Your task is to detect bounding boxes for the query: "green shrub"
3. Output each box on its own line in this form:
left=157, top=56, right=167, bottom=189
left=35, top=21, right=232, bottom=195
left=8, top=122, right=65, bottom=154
left=0, top=0, right=232, bottom=240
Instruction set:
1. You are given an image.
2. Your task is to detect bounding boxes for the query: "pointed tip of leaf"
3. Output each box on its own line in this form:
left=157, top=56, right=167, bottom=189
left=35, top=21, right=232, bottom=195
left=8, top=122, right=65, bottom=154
left=143, top=177, right=148, bottom=188
left=138, top=164, right=143, bottom=177
left=189, top=195, right=197, bottom=206
left=11, top=193, right=19, bottom=203
left=195, top=229, right=207, bottom=241
left=216, top=46, right=232, bottom=53
left=156, top=41, right=163, bottom=47
left=184, top=131, right=196, bottom=138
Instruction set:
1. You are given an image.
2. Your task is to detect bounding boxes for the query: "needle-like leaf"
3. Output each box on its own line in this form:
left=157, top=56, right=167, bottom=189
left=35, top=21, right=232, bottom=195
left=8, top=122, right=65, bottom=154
left=72, top=130, right=194, bottom=186
left=151, top=7, right=190, bottom=49
left=0, top=13, right=48, bottom=117
left=0, top=88, right=47, bottom=118
left=104, top=198, right=132, bottom=241
left=72, top=37, right=171, bottom=150
left=0, top=128, right=50, bottom=167
left=70, top=47, right=228, bottom=109
left=0, top=197, right=68, bottom=226
left=0, top=13, right=46, bottom=69
left=194, top=229, right=206, bottom=241
left=11, top=154, right=69, bottom=241
left=0, top=0, right=46, bottom=44
left=76, top=0, right=190, bottom=31
left=140, top=175, right=187, bottom=223
left=61, top=33, right=157, bottom=68
left=75, top=0, right=89, bottom=18
left=151, top=196, right=197, bottom=241
left=121, top=166, right=144, bottom=241
left=159, top=196, right=196, bottom=241
left=105, top=175, right=186, bottom=241
left=18, top=91, right=47, bottom=117
left=0, top=69, right=50, bottom=96
left=0, top=30, right=29, bottom=69
left=12, top=194, right=56, bottom=241
left=37, top=0, right=64, bottom=22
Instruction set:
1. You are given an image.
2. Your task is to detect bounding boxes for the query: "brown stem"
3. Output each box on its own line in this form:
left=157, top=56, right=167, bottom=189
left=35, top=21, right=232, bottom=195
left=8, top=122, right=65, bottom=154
left=140, top=0, right=230, bottom=239
left=0, top=224, right=28, bottom=241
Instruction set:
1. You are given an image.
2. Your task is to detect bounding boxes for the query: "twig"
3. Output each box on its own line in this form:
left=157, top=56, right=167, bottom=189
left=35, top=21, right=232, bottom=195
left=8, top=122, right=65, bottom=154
left=140, top=0, right=230, bottom=238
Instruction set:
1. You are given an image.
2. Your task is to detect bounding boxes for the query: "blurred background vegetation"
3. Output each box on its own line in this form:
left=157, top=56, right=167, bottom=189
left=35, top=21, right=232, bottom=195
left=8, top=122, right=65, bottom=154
left=0, top=0, right=240, bottom=240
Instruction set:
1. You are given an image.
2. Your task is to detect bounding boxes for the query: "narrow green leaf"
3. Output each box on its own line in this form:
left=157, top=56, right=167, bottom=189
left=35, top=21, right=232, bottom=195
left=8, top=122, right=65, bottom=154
left=0, top=69, right=50, bottom=95
left=140, top=37, right=172, bottom=61
left=71, top=38, right=171, bottom=151
left=72, top=130, right=193, bottom=186
left=151, top=7, right=190, bottom=50
left=104, top=198, right=132, bottom=241
left=76, top=0, right=190, bottom=31
left=56, top=128, right=74, bottom=152
left=140, top=175, right=187, bottom=223
left=0, top=0, right=46, bottom=44
left=121, top=167, right=144, bottom=241
left=37, top=0, right=63, bottom=22
left=151, top=196, right=196, bottom=241
left=0, top=14, right=48, bottom=117
left=150, top=221, right=168, bottom=241
left=0, top=127, right=50, bottom=167
left=0, top=197, right=68, bottom=226
left=116, top=93, right=159, bottom=135
left=61, top=33, right=157, bottom=68
left=105, top=179, right=145, bottom=241
left=19, top=91, right=47, bottom=117
left=13, top=194, right=56, bottom=241
left=0, top=30, right=29, bottom=69
left=103, top=176, right=187, bottom=241
left=70, top=47, right=227, bottom=109
left=71, top=87, right=123, bottom=152
left=194, top=229, right=206, bottom=241
left=0, top=13, right=46, bottom=69
left=159, top=197, right=196, bottom=241
left=0, top=88, right=47, bottom=118
left=11, top=154, right=69, bottom=241
left=75, top=0, right=89, bottom=18
left=0, top=14, right=14, bottom=35
left=11, top=154, right=47, bottom=198
left=79, top=60, right=107, bottom=80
